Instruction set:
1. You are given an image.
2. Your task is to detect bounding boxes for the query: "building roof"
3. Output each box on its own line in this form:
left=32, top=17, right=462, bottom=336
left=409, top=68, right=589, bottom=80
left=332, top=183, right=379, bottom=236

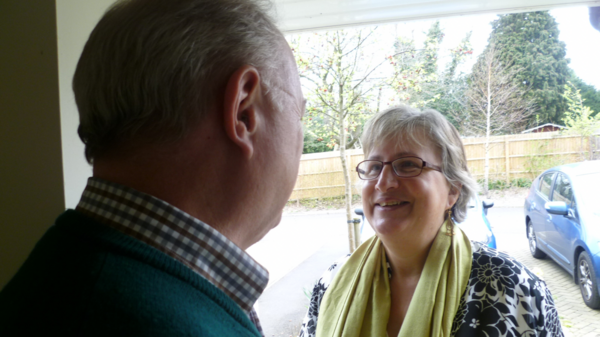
left=521, top=123, right=566, bottom=134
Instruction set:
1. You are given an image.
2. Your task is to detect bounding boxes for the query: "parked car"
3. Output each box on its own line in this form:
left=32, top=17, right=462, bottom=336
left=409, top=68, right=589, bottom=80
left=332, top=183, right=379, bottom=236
left=524, top=160, right=600, bottom=309
left=354, top=195, right=497, bottom=248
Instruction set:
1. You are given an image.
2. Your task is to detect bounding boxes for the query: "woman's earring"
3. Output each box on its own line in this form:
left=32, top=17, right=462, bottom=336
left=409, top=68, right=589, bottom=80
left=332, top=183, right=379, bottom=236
left=446, top=209, right=454, bottom=237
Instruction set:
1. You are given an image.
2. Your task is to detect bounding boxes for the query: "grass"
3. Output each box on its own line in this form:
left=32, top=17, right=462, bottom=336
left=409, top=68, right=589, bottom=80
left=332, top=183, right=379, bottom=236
left=286, top=194, right=361, bottom=210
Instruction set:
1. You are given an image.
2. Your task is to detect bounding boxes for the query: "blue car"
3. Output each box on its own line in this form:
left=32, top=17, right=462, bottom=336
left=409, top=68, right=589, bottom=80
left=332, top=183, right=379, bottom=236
left=524, top=160, right=600, bottom=309
left=354, top=195, right=497, bottom=249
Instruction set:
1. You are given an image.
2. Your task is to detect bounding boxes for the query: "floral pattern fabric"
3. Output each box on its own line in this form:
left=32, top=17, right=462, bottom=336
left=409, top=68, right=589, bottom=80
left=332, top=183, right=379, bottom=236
left=299, top=243, right=563, bottom=337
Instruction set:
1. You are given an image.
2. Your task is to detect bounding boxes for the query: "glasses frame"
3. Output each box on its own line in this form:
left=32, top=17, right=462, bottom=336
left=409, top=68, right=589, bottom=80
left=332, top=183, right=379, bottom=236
left=355, top=156, right=442, bottom=180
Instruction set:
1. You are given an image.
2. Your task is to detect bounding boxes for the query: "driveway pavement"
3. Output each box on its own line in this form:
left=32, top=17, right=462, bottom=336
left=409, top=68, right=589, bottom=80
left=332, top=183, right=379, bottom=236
left=251, top=207, right=600, bottom=337
left=248, top=211, right=349, bottom=336
left=487, top=207, right=600, bottom=337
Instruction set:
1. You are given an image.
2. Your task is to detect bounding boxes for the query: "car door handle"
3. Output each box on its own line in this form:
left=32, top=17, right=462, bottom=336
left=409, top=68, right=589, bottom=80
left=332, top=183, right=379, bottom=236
left=530, top=202, right=536, bottom=211
left=546, top=215, right=553, bottom=222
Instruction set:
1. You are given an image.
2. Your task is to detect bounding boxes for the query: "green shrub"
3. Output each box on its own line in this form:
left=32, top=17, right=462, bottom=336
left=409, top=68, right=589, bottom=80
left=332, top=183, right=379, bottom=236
left=511, top=178, right=532, bottom=188
left=478, top=178, right=533, bottom=191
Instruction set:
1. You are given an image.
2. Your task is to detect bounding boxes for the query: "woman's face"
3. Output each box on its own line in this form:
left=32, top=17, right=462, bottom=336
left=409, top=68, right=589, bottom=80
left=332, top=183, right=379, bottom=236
left=362, top=134, right=459, bottom=249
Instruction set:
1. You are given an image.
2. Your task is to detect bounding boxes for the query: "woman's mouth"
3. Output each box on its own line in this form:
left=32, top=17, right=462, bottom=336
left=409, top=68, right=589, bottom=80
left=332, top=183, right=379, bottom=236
left=376, top=201, right=409, bottom=208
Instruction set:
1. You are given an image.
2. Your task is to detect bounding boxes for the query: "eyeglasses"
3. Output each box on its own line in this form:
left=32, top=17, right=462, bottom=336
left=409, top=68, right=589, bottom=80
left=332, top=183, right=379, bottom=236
left=356, top=156, right=442, bottom=180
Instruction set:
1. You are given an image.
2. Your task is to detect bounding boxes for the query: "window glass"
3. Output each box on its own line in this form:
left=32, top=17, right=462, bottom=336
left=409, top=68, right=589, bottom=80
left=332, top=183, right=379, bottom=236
left=552, top=173, right=573, bottom=207
left=538, top=172, right=555, bottom=199
left=572, top=172, right=600, bottom=210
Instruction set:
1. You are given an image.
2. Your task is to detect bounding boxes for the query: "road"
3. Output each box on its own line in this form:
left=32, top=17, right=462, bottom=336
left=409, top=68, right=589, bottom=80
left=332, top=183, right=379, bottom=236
left=249, top=207, right=600, bottom=337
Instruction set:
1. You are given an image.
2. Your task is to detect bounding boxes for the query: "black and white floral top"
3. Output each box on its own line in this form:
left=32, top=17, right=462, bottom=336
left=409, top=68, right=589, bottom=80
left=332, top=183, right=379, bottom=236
left=299, top=242, right=564, bottom=337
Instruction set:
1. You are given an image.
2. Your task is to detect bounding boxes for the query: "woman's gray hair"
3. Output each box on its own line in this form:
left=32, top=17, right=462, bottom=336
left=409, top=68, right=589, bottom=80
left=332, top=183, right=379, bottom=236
left=73, top=0, right=284, bottom=163
left=361, top=105, right=478, bottom=223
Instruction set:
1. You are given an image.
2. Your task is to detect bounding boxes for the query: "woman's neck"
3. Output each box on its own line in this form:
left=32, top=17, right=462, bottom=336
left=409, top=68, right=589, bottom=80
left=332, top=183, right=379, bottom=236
left=382, top=236, right=433, bottom=279
left=383, top=238, right=434, bottom=337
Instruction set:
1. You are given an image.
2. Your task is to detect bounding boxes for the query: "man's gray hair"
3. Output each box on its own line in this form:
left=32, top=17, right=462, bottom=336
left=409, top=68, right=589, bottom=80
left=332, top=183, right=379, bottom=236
left=361, top=105, right=478, bottom=223
left=73, top=0, right=284, bottom=163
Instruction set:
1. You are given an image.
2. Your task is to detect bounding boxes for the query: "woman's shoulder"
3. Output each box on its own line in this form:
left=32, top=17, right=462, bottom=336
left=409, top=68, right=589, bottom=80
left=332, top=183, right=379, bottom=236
left=467, top=242, right=554, bottom=307
left=298, top=254, right=351, bottom=337
left=320, top=254, right=351, bottom=287
left=451, top=242, right=563, bottom=336
left=471, top=242, right=533, bottom=274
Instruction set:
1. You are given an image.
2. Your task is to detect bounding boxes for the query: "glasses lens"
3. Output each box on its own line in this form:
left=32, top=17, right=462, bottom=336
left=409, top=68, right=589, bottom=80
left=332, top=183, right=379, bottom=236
left=392, top=157, right=423, bottom=177
left=357, top=161, right=382, bottom=180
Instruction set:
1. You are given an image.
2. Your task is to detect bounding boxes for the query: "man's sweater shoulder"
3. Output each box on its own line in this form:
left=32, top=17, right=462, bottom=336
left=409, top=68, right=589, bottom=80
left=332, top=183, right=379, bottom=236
left=0, top=210, right=260, bottom=337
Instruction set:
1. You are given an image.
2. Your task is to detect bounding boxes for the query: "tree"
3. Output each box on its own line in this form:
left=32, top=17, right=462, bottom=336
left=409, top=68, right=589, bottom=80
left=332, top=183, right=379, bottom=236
left=561, top=81, right=600, bottom=160
left=291, top=29, right=385, bottom=252
left=569, top=76, right=600, bottom=118
left=423, top=32, right=474, bottom=128
left=387, top=22, right=443, bottom=108
left=461, top=44, right=536, bottom=197
left=489, top=11, right=571, bottom=124
left=387, top=22, right=476, bottom=131
left=302, top=114, right=333, bottom=154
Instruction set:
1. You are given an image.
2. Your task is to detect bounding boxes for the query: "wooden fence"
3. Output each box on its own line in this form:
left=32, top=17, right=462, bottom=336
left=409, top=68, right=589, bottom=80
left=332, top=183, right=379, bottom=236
left=289, top=132, right=599, bottom=200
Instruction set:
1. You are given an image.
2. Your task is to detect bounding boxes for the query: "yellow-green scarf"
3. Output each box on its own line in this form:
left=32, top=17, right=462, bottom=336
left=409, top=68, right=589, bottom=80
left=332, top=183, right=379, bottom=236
left=316, top=220, right=472, bottom=337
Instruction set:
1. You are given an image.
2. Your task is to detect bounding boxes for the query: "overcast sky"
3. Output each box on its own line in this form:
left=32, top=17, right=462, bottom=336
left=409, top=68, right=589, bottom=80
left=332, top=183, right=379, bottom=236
left=551, top=6, right=600, bottom=89
left=400, top=6, right=600, bottom=90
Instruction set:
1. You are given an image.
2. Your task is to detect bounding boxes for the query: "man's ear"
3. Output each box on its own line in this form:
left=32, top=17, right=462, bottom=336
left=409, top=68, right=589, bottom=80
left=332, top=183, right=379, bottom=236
left=222, top=65, right=262, bottom=159
left=447, top=183, right=462, bottom=209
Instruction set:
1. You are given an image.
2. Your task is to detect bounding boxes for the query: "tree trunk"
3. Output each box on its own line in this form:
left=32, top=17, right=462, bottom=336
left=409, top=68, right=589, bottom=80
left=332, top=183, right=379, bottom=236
left=484, top=60, right=492, bottom=198
left=339, top=118, right=355, bottom=253
left=337, top=55, right=355, bottom=253
left=589, top=135, right=593, bottom=160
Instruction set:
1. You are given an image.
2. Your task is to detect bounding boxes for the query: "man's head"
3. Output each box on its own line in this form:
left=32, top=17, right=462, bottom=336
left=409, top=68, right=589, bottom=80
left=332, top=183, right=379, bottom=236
left=73, top=0, right=305, bottom=249
left=73, top=0, right=289, bottom=163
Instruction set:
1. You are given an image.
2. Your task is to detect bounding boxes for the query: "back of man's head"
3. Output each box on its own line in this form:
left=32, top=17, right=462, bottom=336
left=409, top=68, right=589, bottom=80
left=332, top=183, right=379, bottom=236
left=73, top=0, right=283, bottom=163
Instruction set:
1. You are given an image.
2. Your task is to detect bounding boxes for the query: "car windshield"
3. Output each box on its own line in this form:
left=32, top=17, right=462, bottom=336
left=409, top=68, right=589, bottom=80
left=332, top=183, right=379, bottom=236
left=572, top=172, right=600, bottom=209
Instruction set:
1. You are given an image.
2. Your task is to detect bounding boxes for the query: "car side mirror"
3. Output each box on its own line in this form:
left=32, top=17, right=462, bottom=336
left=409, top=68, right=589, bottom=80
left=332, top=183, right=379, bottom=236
left=354, top=208, right=364, bottom=217
left=482, top=199, right=494, bottom=215
left=545, top=201, right=568, bottom=216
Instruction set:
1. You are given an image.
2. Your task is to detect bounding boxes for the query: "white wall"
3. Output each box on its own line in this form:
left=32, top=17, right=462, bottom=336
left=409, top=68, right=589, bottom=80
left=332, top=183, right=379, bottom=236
left=57, top=0, right=114, bottom=208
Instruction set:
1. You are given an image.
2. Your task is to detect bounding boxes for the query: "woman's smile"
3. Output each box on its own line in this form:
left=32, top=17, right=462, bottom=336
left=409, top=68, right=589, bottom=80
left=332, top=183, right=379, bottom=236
left=373, top=200, right=410, bottom=215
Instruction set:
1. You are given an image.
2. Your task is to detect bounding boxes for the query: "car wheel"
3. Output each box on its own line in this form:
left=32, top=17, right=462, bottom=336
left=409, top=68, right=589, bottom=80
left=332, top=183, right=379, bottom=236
left=577, top=252, right=600, bottom=309
left=527, top=222, right=546, bottom=259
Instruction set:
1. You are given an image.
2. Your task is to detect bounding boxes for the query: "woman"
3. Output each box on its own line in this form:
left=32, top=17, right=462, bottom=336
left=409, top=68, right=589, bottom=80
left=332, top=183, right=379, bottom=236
left=299, top=106, right=563, bottom=337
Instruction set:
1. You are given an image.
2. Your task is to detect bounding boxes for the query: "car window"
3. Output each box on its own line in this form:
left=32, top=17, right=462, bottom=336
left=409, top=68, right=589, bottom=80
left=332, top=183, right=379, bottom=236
left=538, top=172, right=555, bottom=199
left=551, top=173, right=573, bottom=207
left=571, top=172, right=600, bottom=210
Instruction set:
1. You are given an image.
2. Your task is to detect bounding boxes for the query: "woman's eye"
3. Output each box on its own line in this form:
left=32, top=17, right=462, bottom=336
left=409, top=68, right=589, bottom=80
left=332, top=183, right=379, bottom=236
left=396, top=160, right=419, bottom=171
left=369, top=164, right=382, bottom=172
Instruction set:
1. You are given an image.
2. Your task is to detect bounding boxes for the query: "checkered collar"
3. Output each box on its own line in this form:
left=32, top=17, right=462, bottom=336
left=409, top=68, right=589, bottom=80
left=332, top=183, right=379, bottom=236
left=75, top=177, right=269, bottom=313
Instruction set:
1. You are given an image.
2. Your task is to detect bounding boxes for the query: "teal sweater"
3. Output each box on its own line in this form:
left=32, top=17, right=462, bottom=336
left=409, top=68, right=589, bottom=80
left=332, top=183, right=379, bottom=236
left=0, top=210, right=262, bottom=337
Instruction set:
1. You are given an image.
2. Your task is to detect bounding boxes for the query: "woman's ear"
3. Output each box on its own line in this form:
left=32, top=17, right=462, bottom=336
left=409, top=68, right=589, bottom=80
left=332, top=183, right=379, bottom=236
left=447, top=183, right=462, bottom=209
left=222, top=65, right=262, bottom=159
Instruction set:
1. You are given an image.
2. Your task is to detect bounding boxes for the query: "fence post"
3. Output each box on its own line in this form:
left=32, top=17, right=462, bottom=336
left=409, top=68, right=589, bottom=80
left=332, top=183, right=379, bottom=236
left=505, top=137, right=510, bottom=185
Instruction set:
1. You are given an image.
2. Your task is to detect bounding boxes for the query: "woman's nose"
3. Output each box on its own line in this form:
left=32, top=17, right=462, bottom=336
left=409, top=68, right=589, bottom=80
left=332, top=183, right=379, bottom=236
left=375, top=164, right=399, bottom=191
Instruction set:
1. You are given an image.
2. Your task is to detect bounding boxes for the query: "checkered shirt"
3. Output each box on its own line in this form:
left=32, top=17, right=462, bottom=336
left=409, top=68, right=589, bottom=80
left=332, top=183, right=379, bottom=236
left=76, top=177, right=268, bottom=334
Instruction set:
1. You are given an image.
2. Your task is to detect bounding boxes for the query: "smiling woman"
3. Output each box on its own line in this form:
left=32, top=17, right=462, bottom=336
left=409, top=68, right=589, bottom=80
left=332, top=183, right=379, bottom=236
left=299, top=105, right=564, bottom=337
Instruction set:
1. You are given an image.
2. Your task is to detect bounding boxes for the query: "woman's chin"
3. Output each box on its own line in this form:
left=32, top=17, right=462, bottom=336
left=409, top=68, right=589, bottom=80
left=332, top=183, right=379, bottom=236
left=371, top=219, right=410, bottom=239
